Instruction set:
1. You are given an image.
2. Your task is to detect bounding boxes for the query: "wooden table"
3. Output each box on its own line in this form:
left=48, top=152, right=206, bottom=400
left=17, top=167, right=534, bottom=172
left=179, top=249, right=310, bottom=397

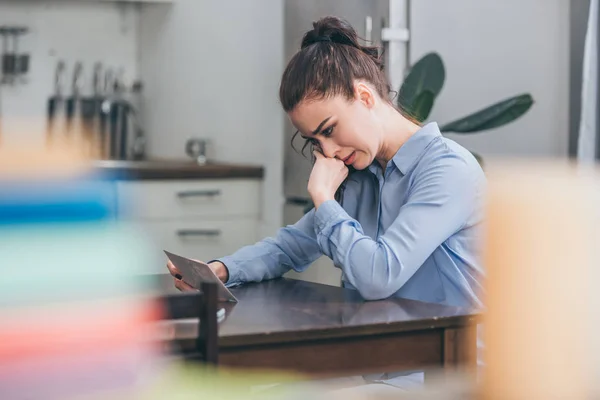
left=165, top=278, right=480, bottom=378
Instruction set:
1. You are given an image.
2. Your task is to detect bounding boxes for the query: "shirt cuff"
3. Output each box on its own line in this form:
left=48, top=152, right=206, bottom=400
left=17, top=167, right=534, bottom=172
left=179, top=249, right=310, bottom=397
left=208, top=256, right=243, bottom=288
left=314, top=199, right=348, bottom=236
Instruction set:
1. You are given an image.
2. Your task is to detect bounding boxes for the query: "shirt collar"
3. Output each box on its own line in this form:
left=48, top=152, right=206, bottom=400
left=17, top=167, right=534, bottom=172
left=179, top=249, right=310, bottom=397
left=369, top=122, right=442, bottom=176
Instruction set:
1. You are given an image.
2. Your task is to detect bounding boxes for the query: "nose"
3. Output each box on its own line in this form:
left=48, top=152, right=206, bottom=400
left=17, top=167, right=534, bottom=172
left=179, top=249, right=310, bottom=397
left=319, top=139, right=340, bottom=159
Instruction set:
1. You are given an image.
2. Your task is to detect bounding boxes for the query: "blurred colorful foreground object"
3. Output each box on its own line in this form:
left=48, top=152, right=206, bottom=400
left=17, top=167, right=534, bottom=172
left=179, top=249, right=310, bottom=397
left=0, top=147, right=163, bottom=399
left=481, top=160, right=600, bottom=400
left=0, top=147, right=324, bottom=400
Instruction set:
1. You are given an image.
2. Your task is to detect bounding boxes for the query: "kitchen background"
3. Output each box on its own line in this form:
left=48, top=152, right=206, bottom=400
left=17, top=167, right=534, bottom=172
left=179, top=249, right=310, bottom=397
left=0, top=0, right=574, bottom=285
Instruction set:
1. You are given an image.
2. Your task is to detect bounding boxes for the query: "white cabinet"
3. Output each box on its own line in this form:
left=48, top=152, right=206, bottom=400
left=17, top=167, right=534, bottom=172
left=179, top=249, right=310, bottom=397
left=117, top=180, right=260, bottom=220
left=138, top=219, right=257, bottom=265
left=117, top=179, right=261, bottom=273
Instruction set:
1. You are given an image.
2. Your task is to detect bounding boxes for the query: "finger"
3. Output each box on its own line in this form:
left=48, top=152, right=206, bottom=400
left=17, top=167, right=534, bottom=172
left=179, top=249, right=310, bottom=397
left=340, top=169, right=349, bottom=181
left=166, top=260, right=182, bottom=278
left=313, top=150, right=325, bottom=160
left=174, top=278, right=197, bottom=292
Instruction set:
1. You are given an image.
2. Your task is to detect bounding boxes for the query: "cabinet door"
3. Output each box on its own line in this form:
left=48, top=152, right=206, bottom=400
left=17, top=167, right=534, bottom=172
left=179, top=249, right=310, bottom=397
left=137, top=218, right=258, bottom=273
left=117, top=180, right=261, bottom=220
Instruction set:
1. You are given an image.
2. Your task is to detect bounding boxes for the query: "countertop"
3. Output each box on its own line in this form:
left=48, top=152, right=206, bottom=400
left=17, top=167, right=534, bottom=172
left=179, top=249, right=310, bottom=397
left=158, top=277, right=480, bottom=346
left=92, top=159, right=264, bottom=180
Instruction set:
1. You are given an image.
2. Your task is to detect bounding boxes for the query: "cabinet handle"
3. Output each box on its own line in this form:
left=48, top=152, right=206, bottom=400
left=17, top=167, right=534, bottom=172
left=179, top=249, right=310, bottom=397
left=176, top=189, right=221, bottom=198
left=177, top=229, right=222, bottom=238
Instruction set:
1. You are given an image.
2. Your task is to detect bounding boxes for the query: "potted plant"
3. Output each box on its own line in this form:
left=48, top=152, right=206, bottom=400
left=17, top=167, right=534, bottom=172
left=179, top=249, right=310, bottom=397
left=398, top=52, right=534, bottom=165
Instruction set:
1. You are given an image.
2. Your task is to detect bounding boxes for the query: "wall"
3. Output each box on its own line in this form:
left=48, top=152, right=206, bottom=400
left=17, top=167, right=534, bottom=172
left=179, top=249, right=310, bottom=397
left=285, top=0, right=571, bottom=286
left=0, top=0, right=285, bottom=245
left=139, top=0, right=285, bottom=236
left=410, top=0, right=570, bottom=158
left=0, top=0, right=139, bottom=146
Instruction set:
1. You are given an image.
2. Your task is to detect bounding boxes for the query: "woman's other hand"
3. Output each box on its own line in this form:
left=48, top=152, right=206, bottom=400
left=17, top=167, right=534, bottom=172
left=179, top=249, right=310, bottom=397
left=167, top=260, right=230, bottom=292
left=166, top=260, right=196, bottom=292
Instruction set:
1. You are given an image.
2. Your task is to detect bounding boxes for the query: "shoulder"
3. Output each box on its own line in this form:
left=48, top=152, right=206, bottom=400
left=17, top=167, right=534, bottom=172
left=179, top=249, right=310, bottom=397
left=409, top=136, right=486, bottom=203
left=415, top=136, right=484, bottom=182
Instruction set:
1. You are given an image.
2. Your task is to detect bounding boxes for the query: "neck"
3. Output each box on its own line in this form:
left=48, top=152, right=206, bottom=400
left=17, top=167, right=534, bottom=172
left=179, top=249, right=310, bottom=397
left=375, top=105, right=421, bottom=168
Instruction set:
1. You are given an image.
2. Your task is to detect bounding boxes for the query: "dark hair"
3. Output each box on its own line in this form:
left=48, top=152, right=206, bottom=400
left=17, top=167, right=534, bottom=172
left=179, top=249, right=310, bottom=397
left=279, top=16, right=390, bottom=112
left=279, top=16, right=392, bottom=205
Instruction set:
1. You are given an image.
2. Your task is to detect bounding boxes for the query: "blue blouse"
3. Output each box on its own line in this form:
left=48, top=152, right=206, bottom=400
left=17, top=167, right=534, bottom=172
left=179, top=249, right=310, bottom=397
left=220, top=122, right=485, bottom=309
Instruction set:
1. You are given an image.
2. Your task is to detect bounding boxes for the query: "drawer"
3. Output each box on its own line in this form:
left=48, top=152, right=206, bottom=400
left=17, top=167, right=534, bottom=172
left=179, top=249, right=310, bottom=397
left=138, top=218, right=259, bottom=273
left=117, top=179, right=261, bottom=220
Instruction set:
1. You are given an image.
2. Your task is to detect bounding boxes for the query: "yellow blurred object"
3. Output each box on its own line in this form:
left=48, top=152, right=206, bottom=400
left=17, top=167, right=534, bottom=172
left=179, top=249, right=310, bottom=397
left=1, top=116, right=101, bottom=159
left=481, top=159, right=599, bottom=399
left=78, top=363, right=315, bottom=400
left=0, top=144, right=90, bottom=178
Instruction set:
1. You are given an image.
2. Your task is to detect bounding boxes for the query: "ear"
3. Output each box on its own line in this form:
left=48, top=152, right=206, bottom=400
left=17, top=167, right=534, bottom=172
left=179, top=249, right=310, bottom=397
left=354, top=81, right=376, bottom=109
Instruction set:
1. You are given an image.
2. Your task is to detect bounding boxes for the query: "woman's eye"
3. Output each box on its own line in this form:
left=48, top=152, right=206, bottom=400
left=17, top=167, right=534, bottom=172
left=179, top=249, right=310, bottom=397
left=321, top=126, right=334, bottom=137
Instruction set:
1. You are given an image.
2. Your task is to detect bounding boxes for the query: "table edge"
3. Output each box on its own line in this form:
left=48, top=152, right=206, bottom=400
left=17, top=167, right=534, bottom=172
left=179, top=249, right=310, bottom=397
left=219, top=314, right=480, bottom=348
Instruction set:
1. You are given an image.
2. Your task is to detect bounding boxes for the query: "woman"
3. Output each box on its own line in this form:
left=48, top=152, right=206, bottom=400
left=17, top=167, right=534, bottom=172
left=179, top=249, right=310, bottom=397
left=168, top=16, right=485, bottom=311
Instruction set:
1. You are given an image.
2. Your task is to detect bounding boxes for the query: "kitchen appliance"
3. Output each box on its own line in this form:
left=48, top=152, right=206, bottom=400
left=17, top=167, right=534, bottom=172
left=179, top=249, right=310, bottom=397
left=13, top=27, right=29, bottom=84
left=282, top=0, right=410, bottom=284
left=99, top=67, right=145, bottom=160
left=43, top=61, right=145, bottom=160
left=185, top=138, right=209, bottom=165
left=46, top=60, right=66, bottom=147
left=0, top=26, right=30, bottom=85
left=65, top=62, right=84, bottom=147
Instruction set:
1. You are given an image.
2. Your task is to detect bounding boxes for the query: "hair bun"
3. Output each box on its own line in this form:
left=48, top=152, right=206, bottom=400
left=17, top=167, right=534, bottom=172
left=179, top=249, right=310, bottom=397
left=300, top=16, right=383, bottom=70
left=301, top=16, right=356, bottom=48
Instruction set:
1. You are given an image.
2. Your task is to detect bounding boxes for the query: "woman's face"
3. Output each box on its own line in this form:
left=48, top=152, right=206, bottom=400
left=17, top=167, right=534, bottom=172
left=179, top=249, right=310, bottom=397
left=288, top=83, right=383, bottom=170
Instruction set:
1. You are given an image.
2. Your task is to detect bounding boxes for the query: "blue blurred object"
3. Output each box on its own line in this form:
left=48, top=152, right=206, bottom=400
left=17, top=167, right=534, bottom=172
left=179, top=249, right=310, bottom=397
left=0, top=164, right=164, bottom=399
left=0, top=172, right=118, bottom=224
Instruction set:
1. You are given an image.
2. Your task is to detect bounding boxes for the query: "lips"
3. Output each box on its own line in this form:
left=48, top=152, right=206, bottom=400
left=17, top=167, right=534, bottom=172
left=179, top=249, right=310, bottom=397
left=342, top=151, right=356, bottom=166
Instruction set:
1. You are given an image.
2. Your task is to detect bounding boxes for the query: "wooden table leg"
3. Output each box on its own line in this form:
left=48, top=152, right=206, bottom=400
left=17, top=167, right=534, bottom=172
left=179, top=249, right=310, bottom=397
left=442, top=326, right=477, bottom=372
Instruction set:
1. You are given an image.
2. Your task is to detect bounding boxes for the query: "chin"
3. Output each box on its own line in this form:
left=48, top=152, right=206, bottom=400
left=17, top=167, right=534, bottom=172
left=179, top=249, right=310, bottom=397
left=351, top=156, right=369, bottom=171
left=348, top=160, right=369, bottom=171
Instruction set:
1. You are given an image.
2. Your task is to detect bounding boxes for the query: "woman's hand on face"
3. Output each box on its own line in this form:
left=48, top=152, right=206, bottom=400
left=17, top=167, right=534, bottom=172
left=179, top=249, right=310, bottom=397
left=308, top=150, right=349, bottom=208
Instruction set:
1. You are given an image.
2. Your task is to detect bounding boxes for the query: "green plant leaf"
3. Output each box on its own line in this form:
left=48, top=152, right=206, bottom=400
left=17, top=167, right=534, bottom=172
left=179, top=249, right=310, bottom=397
left=470, top=151, right=484, bottom=168
left=412, top=90, right=435, bottom=122
left=440, top=94, right=534, bottom=133
left=398, top=53, right=445, bottom=113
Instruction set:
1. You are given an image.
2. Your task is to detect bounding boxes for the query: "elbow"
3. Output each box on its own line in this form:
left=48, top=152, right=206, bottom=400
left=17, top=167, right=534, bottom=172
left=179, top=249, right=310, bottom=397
left=354, top=282, right=397, bottom=301
left=349, top=245, right=402, bottom=301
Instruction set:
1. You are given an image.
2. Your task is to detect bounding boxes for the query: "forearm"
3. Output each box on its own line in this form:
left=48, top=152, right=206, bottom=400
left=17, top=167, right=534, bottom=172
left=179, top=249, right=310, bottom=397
left=314, top=200, right=455, bottom=300
left=215, top=214, right=322, bottom=287
left=216, top=239, right=300, bottom=287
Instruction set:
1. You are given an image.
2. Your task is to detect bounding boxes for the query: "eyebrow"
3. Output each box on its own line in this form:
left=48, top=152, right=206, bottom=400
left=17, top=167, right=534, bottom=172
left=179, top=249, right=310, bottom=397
left=301, top=116, right=332, bottom=139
